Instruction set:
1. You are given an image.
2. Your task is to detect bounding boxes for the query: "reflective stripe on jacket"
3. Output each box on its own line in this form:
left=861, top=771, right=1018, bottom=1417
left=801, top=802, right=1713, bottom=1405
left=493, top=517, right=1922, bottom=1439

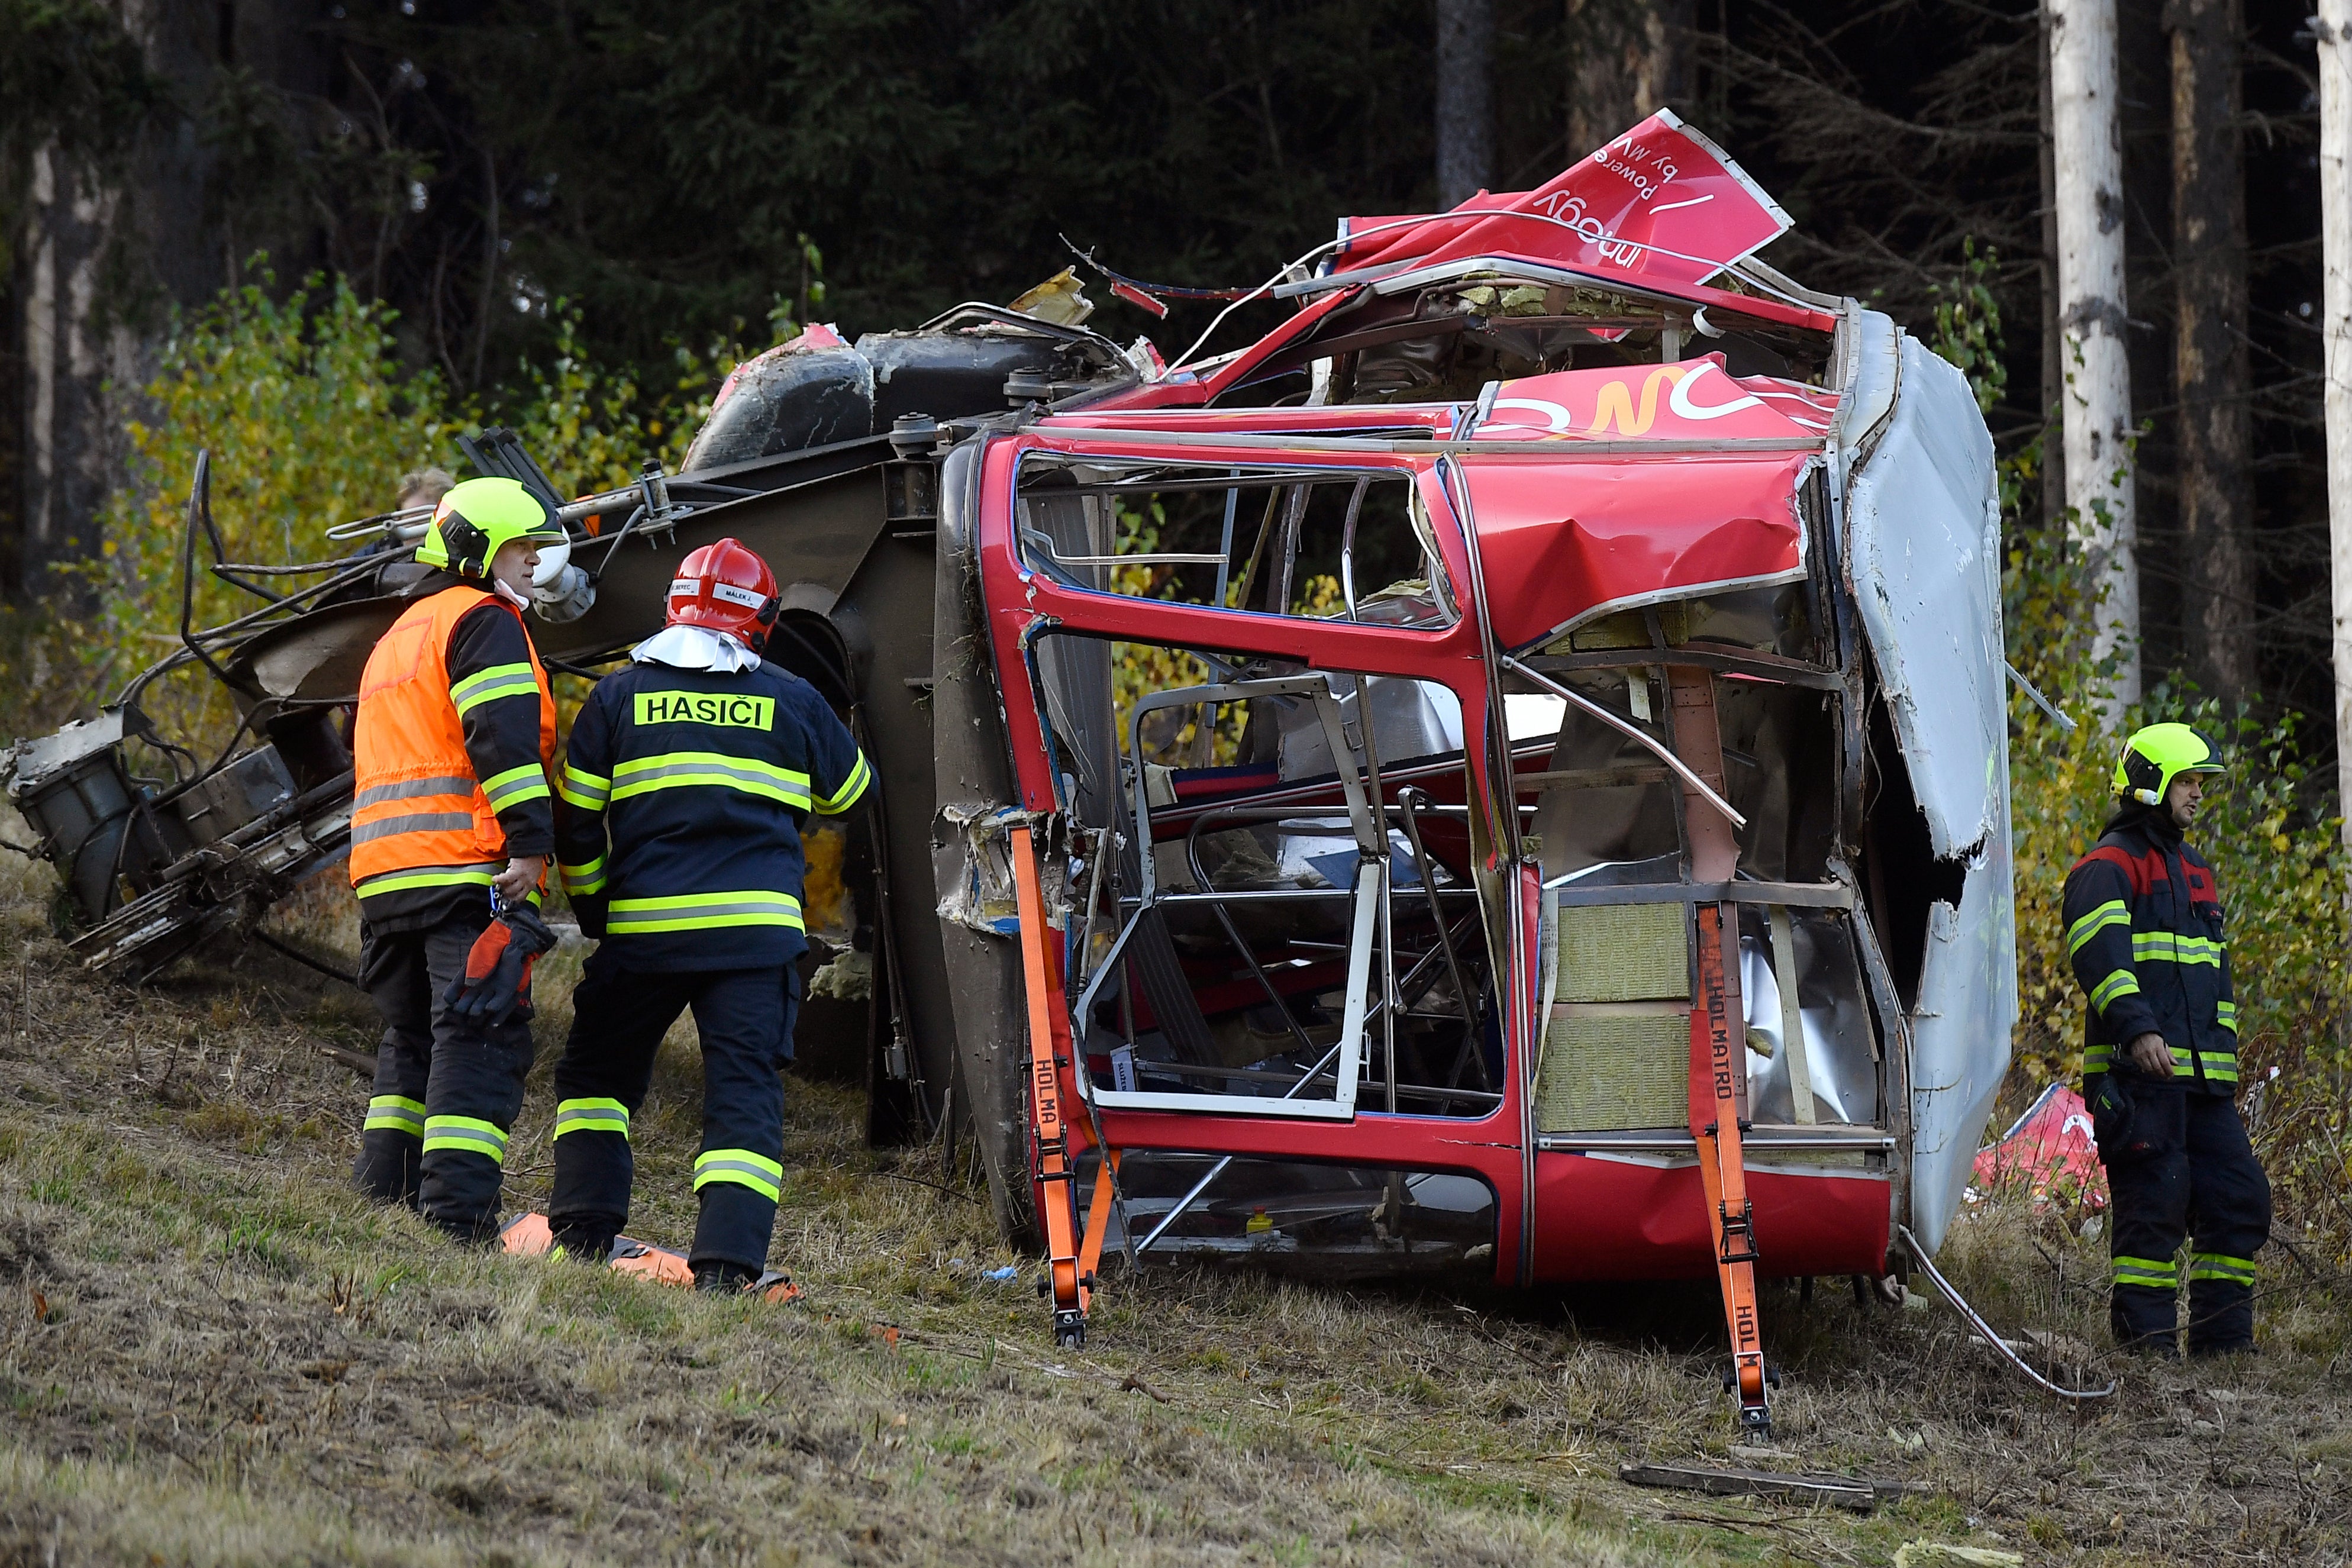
left=554, top=657, right=869, bottom=970
left=2061, top=816, right=2238, bottom=1094
left=350, top=585, right=557, bottom=905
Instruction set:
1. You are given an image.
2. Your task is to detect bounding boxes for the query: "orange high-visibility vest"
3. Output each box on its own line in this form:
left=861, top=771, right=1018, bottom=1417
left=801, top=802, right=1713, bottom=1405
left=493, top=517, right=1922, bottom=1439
left=349, top=585, right=557, bottom=902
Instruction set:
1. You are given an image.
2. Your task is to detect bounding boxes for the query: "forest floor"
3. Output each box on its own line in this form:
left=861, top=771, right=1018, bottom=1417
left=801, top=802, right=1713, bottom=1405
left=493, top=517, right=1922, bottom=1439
left=0, top=836, right=2347, bottom=1566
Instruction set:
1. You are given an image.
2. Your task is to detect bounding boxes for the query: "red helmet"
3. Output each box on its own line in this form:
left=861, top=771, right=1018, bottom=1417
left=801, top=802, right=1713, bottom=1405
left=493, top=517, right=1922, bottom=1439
left=666, top=537, right=780, bottom=647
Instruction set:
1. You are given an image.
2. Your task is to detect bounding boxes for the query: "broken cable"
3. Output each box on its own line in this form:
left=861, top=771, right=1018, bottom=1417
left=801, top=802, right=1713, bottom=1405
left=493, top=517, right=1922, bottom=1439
left=1498, top=654, right=1746, bottom=830
left=2004, top=662, right=2079, bottom=733
left=1060, top=237, right=1259, bottom=304
left=1895, top=1224, right=2118, bottom=1403
left=250, top=927, right=360, bottom=988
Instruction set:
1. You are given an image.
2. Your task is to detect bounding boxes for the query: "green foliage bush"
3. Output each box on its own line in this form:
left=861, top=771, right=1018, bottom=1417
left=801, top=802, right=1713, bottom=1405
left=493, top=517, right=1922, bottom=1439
left=0, top=264, right=764, bottom=748
left=1934, top=253, right=2352, bottom=1263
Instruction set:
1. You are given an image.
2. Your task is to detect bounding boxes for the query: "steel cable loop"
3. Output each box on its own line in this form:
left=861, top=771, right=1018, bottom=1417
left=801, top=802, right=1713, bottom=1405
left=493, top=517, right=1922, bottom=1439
left=1896, top=1224, right=2119, bottom=1402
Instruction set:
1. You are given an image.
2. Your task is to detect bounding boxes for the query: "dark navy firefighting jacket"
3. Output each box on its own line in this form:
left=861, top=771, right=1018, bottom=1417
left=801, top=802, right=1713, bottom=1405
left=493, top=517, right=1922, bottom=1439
left=2061, top=811, right=2238, bottom=1093
left=554, top=658, right=870, bottom=971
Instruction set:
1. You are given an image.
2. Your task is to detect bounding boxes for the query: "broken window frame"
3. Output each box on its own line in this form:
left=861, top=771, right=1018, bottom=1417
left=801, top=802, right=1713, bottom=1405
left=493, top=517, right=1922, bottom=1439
left=1043, top=654, right=1504, bottom=1124
left=1498, top=614, right=1894, bottom=1148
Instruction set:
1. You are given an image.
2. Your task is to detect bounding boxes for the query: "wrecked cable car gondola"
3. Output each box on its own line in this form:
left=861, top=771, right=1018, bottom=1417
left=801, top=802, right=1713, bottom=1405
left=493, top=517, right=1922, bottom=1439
left=1, top=115, right=2013, bottom=1434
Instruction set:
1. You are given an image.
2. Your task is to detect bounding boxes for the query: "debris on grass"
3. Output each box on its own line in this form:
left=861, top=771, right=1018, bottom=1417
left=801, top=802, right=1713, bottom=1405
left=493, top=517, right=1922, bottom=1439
left=1617, top=1460, right=1877, bottom=1512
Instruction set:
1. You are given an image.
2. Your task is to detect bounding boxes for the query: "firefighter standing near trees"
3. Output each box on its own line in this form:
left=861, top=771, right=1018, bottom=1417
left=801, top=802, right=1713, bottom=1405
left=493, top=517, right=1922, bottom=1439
left=546, top=538, right=871, bottom=1292
left=350, top=476, right=566, bottom=1240
left=2064, top=722, right=2270, bottom=1357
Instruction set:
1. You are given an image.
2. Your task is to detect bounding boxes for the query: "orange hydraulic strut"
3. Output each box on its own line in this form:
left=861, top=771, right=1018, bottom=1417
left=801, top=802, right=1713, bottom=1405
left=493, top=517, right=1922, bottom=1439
left=1668, top=666, right=1772, bottom=1435
left=1011, top=824, right=1095, bottom=1347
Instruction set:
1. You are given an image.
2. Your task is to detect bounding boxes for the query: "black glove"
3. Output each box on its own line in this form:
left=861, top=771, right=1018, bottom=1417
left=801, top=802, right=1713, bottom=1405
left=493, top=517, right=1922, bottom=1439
left=444, top=902, right=558, bottom=1028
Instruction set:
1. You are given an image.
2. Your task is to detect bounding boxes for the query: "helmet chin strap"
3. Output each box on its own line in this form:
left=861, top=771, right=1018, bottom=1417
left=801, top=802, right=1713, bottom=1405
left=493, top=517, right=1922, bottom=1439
left=492, top=579, right=531, bottom=609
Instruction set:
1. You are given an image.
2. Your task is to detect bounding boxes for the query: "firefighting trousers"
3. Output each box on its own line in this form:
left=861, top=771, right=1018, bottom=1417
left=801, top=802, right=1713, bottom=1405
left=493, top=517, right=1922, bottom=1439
left=546, top=949, right=800, bottom=1272
left=2091, top=1075, right=2271, bottom=1352
left=354, top=906, right=538, bottom=1241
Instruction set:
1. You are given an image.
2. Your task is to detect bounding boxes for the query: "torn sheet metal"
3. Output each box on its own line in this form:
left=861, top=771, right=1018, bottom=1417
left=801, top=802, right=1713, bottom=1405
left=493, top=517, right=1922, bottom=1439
left=1841, top=333, right=2016, bottom=1253
left=1450, top=449, right=1811, bottom=651
left=1333, top=109, right=1790, bottom=289
left=934, top=804, right=1064, bottom=937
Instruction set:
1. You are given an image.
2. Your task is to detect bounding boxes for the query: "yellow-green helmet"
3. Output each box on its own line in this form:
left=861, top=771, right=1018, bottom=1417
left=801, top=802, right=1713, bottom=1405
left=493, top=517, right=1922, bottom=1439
left=2112, top=722, right=2225, bottom=806
left=415, top=476, right=565, bottom=578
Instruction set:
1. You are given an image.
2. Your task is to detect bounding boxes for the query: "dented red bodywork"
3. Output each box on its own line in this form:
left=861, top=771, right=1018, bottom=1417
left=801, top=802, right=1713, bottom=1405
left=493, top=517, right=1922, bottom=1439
left=967, top=116, right=1899, bottom=1294
left=975, top=415, right=1887, bottom=1282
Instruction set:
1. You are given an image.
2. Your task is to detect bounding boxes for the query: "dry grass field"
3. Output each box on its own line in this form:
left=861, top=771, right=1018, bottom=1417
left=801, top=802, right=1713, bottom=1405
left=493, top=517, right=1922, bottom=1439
left=0, top=835, right=2346, bottom=1566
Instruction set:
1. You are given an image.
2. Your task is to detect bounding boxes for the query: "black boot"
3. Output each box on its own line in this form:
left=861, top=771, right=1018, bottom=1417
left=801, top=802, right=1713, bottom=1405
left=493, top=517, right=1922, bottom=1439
left=693, top=1260, right=759, bottom=1294
left=354, top=1132, right=423, bottom=1210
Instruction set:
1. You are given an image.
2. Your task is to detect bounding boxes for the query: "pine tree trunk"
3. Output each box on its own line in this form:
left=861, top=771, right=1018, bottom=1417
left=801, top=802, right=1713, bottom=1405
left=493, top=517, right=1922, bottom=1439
left=2169, top=0, right=2254, bottom=704
left=2050, top=0, right=2141, bottom=712
left=17, top=145, right=135, bottom=607
left=1566, top=0, right=1694, bottom=157
left=1437, top=0, right=1496, bottom=207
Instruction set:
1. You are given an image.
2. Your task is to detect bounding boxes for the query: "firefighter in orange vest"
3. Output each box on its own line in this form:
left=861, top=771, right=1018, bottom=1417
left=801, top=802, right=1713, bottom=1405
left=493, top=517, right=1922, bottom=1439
left=350, top=476, right=565, bottom=1241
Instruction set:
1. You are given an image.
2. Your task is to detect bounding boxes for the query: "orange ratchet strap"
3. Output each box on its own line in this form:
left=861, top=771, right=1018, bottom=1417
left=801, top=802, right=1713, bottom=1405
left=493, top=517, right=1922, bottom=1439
left=1011, top=824, right=1093, bottom=1347
left=1692, top=902, right=1772, bottom=1435
left=1666, top=663, right=1771, bottom=1436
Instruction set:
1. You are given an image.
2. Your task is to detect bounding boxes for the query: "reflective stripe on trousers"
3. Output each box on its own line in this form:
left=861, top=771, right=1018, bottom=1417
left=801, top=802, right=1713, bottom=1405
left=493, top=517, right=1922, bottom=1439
left=693, top=1148, right=785, bottom=1202
left=553, top=1098, right=630, bottom=1140
left=365, top=1095, right=427, bottom=1137
left=422, top=1115, right=511, bottom=1166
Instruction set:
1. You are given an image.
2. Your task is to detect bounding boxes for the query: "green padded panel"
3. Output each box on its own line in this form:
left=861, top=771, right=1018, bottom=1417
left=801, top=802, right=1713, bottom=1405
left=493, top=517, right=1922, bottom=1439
left=1537, top=1010, right=1691, bottom=1132
left=1556, top=901, right=1688, bottom=1002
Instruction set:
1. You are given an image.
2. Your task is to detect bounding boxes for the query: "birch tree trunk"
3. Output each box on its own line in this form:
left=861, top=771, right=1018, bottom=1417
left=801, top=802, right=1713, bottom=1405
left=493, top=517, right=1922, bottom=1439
left=1437, top=0, right=1495, bottom=208
left=2050, top=0, right=2141, bottom=713
left=2169, top=0, right=2254, bottom=704
left=2319, top=0, right=2352, bottom=846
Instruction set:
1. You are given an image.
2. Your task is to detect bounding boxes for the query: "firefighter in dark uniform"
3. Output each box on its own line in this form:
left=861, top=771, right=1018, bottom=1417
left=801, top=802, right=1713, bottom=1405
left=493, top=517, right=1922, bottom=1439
left=547, top=538, right=871, bottom=1292
left=2064, top=722, right=2269, bottom=1357
left=350, top=477, right=565, bottom=1240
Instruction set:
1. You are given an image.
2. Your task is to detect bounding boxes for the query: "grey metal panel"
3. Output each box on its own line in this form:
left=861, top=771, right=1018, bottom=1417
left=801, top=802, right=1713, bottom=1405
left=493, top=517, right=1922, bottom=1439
left=1842, top=334, right=2017, bottom=1254
left=927, top=441, right=1040, bottom=1246
left=832, top=514, right=958, bottom=1133
left=537, top=466, right=893, bottom=665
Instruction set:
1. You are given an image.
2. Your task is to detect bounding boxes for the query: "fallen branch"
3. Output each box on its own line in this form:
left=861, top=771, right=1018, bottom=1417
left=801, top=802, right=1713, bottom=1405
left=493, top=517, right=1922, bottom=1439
left=1119, top=1372, right=1170, bottom=1404
left=305, top=1039, right=378, bottom=1078
left=1619, top=1461, right=1878, bottom=1512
